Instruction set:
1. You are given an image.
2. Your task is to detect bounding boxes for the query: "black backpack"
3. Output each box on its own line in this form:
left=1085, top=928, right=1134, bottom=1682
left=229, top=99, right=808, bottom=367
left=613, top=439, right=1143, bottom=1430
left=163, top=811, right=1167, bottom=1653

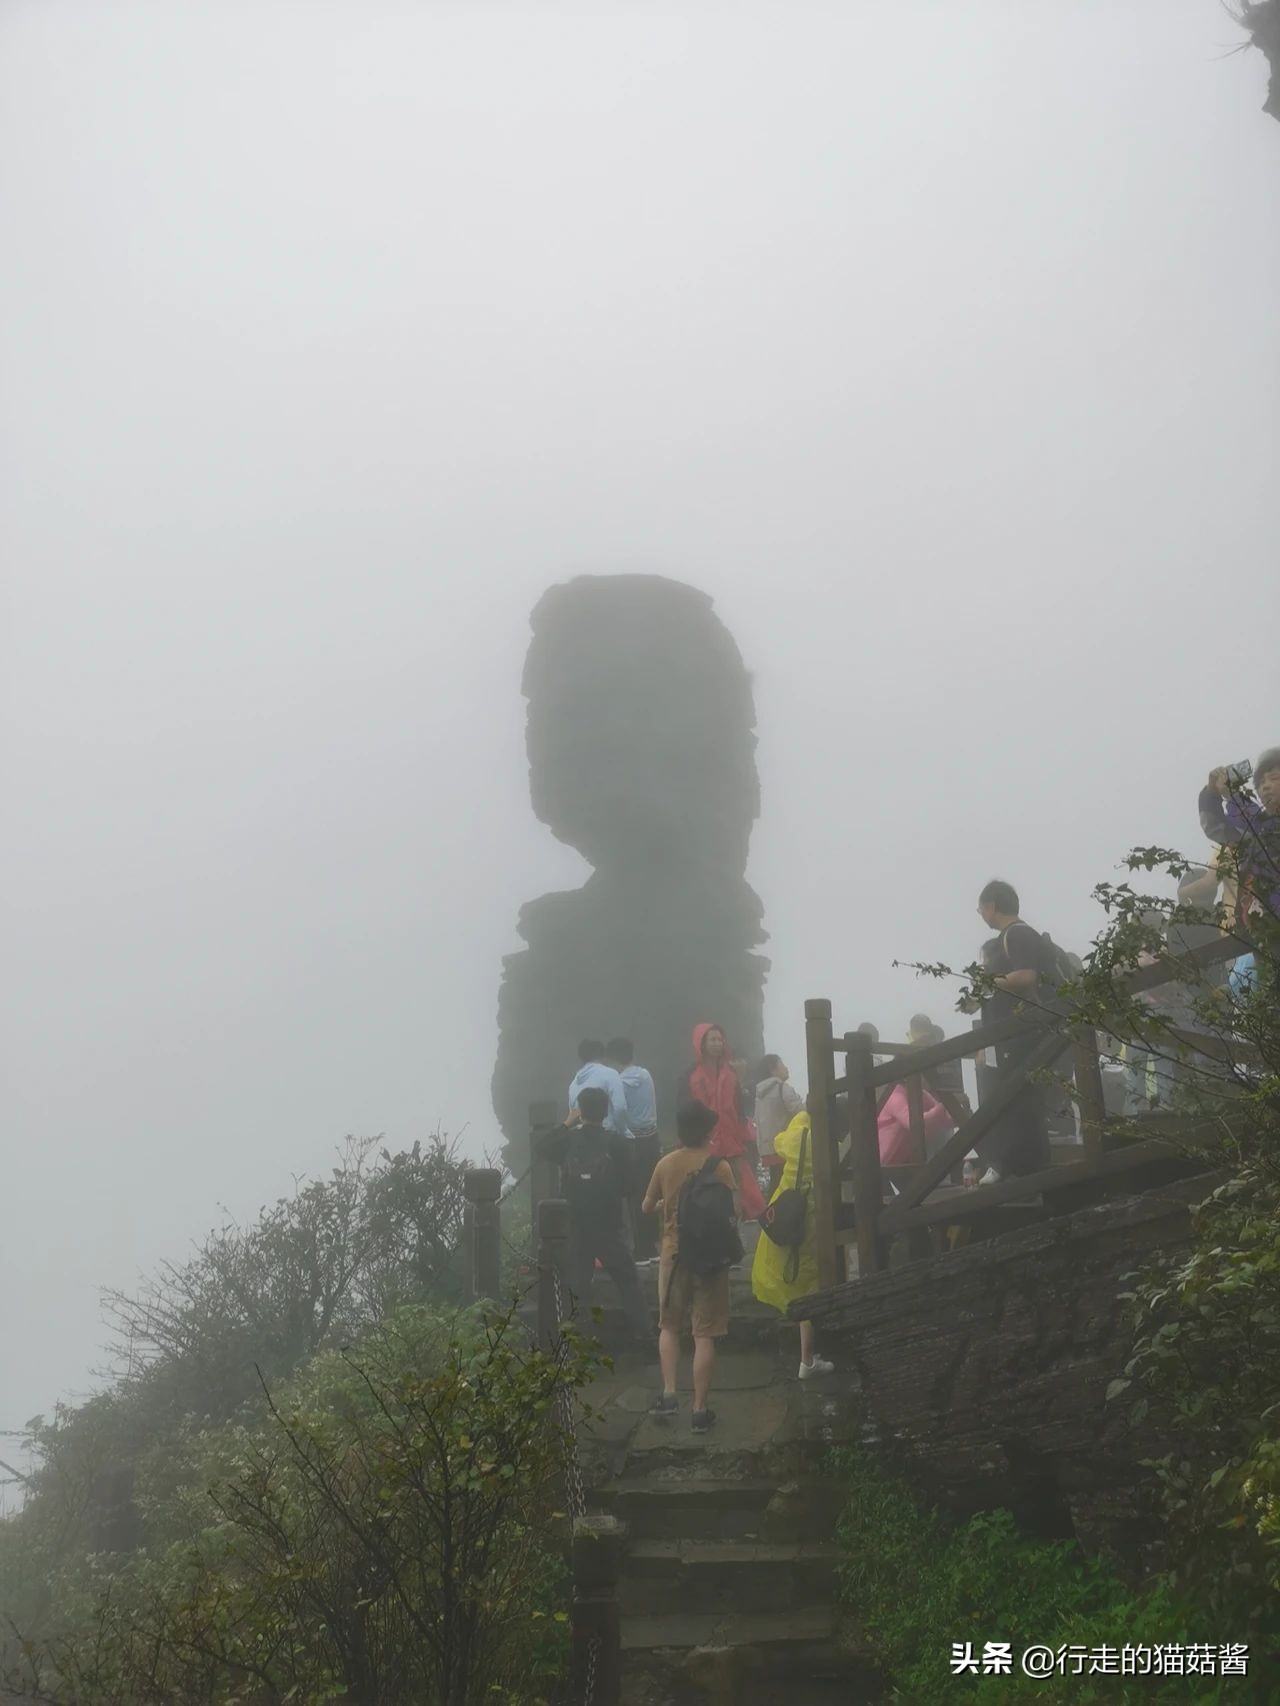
left=1038, top=930, right=1076, bottom=991
left=562, top=1131, right=624, bottom=1222
left=674, top=1157, right=743, bottom=1277
left=1001, top=924, right=1074, bottom=993
left=759, top=1127, right=810, bottom=1283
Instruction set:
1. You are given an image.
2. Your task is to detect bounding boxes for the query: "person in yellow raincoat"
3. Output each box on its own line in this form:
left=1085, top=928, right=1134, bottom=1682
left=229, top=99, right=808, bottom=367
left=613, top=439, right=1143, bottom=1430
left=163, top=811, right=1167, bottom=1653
left=751, top=1108, right=835, bottom=1380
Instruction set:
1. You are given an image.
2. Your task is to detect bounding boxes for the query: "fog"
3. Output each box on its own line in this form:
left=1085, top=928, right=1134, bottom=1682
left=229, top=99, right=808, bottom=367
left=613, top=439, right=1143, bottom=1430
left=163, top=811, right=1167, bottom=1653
left=2, top=0, right=1276, bottom=1441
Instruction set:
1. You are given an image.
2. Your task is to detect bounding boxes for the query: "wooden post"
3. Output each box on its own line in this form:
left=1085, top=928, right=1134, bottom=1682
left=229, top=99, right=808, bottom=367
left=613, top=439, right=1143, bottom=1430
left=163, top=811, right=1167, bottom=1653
left=845, top=1030, right=886, bottom=1277
left=1072, top=1027, right=1107, bottom=1169
left=965, top=1015, right=989, bottom=1184
left=462, top=1168, right=502, bottom=1302
left=536, top=1198, right=571, bottom=1352
left=905, top=1072, right=926, bottom=1166
left=461, top=1192, right=475, bottom=1300
left=529, top=1099, right=559, bottom=1227
left=571, top=1513, right=623, bottom=1705
left=971, top=1016, right=990, bottom=1104
left=902, top=1072, right=933, bottom=1262
left=805, top=999, right=840, bottom=1291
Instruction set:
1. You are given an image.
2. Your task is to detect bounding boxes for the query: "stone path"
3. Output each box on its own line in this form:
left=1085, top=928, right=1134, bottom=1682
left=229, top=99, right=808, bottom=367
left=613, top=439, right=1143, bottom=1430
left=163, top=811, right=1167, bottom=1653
left=569, top=1251, right=882, bottom=1705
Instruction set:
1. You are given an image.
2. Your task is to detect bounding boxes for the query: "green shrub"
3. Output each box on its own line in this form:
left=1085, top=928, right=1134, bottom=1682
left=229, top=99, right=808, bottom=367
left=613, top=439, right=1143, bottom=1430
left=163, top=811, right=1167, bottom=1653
left=1115, top=1169, right=1280, bottom=1646
left=5, top=1300, right=599, bottom=1705
left=832, top=1448, right=1223, bottom=1703
left=910, top=817, right=1280, bottom=1691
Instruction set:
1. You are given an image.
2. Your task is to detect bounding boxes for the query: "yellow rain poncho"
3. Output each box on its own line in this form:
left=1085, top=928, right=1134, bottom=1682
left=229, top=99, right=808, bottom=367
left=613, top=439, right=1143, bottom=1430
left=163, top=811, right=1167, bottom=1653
left=751, top=1109, right=820, bottom=1313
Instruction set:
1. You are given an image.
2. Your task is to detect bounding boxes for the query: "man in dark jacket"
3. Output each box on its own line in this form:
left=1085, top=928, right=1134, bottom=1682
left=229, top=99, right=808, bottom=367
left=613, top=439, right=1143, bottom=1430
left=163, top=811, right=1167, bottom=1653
left=536, top=1086, right=650, bottom=1345
left=972, top=879, right=1052, bottom=1184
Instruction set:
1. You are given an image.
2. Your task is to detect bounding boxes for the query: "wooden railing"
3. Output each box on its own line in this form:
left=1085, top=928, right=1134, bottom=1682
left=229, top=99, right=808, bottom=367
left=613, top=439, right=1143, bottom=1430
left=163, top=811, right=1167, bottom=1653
left=804, top=934, right=1246, bottom=1291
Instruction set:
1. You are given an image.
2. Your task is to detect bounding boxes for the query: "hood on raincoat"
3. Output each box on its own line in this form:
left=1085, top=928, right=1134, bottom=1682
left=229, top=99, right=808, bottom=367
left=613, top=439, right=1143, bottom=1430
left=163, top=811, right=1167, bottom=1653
left=692, top=1021, right=728, bottom=1060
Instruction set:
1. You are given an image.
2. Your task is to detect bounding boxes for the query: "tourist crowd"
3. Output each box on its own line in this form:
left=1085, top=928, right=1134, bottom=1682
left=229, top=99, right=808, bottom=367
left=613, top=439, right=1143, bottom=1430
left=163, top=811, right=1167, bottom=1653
left=534, top=746, right=1278, bottom=1433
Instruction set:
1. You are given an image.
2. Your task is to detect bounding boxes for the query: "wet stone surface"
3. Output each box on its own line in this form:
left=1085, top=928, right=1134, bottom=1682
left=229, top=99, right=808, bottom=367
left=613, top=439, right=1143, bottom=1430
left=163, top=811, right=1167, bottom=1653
left=576, top=1330, right=878, bottom=1703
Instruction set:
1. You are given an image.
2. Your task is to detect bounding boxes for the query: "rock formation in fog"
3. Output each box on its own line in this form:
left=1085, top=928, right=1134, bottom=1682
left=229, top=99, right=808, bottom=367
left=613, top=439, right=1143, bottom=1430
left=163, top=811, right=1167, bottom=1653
left=492, top=574, right=768, bottom=1167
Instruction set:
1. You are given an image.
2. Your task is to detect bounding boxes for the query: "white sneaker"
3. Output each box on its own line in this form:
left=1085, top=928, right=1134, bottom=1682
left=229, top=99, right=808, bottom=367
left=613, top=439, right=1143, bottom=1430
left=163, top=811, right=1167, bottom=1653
left=798, top=1356, right=835, bottom=1379
left=979, top=1167, right=1003, bottom=1187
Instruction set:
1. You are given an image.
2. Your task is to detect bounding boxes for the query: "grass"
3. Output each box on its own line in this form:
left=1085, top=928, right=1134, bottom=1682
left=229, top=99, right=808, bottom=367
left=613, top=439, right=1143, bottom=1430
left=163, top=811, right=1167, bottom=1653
left=830, top=1447, right=1249, bottom=1704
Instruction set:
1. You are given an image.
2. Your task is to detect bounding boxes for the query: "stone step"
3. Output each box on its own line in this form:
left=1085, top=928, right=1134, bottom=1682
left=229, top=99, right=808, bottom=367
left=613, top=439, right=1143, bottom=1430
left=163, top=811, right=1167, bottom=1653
left=622, top=1603, right=838, bottom=1651
left=622, top=1537, right=838, bottom=1615
left=590, top=1477, right=775, bottom=1541
left=622, top=1653, right=875, bottom=1706
left=589, top=1476, right=840, bottom=1542
left=620, top=1606, right=881, bottom=1706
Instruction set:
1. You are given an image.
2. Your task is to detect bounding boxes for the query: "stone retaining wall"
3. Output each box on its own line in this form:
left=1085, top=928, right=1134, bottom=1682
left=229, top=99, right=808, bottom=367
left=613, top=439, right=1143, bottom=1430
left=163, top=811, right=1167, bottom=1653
left=799, top=1173, right=1220, bottom=1565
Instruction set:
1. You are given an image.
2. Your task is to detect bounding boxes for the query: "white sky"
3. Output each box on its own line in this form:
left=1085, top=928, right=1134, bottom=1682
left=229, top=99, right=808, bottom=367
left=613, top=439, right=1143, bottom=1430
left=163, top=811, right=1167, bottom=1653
left=2, top=0, right=1277, bottom=1435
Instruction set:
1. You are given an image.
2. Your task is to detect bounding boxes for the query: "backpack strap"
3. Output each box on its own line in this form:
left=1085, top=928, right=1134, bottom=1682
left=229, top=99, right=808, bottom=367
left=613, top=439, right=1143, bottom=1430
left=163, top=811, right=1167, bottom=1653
left=1000, top=921, right=1041, bottom=978
left=785, top=1131, right=811, bottom=1285
left=664, top=1158, right=724, bottom=1307
left=793, top=1127, right=810, bottom=1193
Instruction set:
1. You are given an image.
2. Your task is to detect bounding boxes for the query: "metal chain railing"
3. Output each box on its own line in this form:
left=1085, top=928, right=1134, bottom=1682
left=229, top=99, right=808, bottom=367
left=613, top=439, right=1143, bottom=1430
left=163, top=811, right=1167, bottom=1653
left=550, top=1265, right=588, bottom=1524
left=549, top=1264, right=602, bottom=1706
left=582, top=1631, right=600, bottom=1706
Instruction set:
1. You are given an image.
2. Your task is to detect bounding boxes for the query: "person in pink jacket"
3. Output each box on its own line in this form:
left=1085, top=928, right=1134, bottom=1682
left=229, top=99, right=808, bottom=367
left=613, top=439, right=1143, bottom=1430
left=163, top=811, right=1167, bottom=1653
left=876, top=1082, right=955, bottom=1167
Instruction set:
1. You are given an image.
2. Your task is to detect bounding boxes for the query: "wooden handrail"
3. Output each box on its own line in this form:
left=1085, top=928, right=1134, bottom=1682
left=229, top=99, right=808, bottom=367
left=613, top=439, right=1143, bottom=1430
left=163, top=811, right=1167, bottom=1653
left=860, top=933, right=1245, bottom=1089
left=879, top=1029, right=1076, bottom=1227
left=882, top=1138, right=1180, bottom=1234
left=1126, top=931, right=1243, bottom=990
left=807, top=930, right=1251, bottom=1293
left=866, top=1013, right=1049, bottom=1086
left=1161, top=1026, right=1263, bottom=1067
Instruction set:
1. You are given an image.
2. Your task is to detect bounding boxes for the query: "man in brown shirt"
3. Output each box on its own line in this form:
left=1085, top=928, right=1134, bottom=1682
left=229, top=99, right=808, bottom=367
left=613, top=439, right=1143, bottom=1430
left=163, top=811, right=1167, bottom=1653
left=642, top=1101, right=736, bottom=1432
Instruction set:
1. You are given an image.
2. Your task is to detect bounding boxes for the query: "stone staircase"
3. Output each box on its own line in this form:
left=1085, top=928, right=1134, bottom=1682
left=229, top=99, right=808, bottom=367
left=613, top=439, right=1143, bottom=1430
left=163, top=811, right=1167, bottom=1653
left=523, top=1222, right=884, bottom=1701
left=600, top=1473, right=854, bottom=1705
left=574, top=1333, right=883, bottom=1705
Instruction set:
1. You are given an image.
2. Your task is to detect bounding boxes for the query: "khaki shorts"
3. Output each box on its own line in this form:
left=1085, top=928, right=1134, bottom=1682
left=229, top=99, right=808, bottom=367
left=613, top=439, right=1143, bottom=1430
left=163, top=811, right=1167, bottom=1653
left=658, top=1257, right=730, bottom=1339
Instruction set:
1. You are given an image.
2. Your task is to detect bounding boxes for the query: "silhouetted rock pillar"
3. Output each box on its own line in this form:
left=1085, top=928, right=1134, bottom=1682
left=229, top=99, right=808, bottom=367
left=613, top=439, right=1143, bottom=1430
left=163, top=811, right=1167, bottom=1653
left=493, top=574, right=768, bottom=1169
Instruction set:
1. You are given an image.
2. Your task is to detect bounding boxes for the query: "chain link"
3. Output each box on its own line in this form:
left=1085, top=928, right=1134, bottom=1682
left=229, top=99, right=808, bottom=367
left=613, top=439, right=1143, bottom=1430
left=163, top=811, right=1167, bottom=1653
left=547, top=1265, right=602, bottom=1706
left=583, top=1634, right=600, bottom=1706
left=550, top=1266, right=588, bottom=1524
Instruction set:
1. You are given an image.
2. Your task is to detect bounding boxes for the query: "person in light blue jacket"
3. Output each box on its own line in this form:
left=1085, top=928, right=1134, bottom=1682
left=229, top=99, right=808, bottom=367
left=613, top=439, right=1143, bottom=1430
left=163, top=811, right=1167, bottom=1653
left=605, top=1037, right=660, bottom=1259
left=566, top=1038, right=633, bottom=1136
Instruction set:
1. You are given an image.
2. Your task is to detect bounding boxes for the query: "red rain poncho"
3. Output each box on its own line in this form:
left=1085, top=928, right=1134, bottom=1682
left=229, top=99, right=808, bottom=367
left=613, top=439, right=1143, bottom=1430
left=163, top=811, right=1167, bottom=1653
left=686, top=1023, right=766, bottom=1219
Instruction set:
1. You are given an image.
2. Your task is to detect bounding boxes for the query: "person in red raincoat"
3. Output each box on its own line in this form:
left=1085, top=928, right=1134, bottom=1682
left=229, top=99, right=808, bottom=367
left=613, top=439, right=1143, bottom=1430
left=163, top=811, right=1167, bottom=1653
left=682, top=1023, right=767, bottom=1221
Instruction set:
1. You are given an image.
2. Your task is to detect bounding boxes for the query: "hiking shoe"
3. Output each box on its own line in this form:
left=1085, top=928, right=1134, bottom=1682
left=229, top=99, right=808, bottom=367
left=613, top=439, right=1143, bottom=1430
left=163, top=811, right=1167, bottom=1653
left=649, top=1393, right=678, bottom=1415
left=798, top=1356, right=835, bottom=1380
left=691, top=1407, right=717, bottom=1433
